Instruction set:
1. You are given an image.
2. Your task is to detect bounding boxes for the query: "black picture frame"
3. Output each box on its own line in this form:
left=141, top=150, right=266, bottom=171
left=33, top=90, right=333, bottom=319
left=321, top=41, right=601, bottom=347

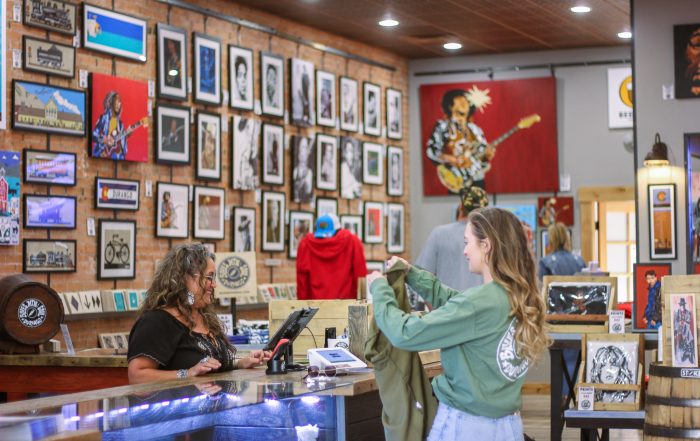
left=288, top=210, right=313, bottom=259
left=23, top=194, right=77, bottom=229
left=23, top=239, right=77, bottom=273
left=260, top=52, right=285, bottom=118
left=363, top=201, right=384, bottom=244
left=193, top=32, right=222, bottom=105
left=232, top=206, right=256, bottom=252
left=685, top=133, right=700, bottom=273
left=98, top=219, right=137, bottom=280
left=339, top=76, right=358, bottom=132
left=290, top=57, right=315, bottom=127
left=261, top=122, right=285, bottom=185
left=386, top=88, right=403, bottom=140
left=22, top=35, right=76, bottom=78
left=156, top=23, right=188, bottom=101
left=315, top=197, right=338, bottom=219
left=23, top=149, right=76, bottom=186
left=229, top=44, right=254, bottom=111
left=196, top=111, right=222, bottom=181
left=673, top=23, right=700, bottom=100
left=340, top=214, right=363, bottom=240
left=23, top=0, right=77, bottom=35
left=291, top=135, right=314, bottom=203
left=193, top=186, right=226, bottom=240
left=316, top=133, right=338, bottom=191
left=94, top=177, right=140, bottom=211
left=386, top=146, right=404, bottom=196
left=363, top=81, right=381, bottom=137
left=82, top=3, right=147, bottom=62
left=340, top=136, right=362, bottom=200
left=362, top=142, right=384, bottom=185
left=155, top=182, right=189, bottom=239
left=261, top=191, right=286, bottom=252
left=155, top=104, right=191, bottom=165
left=12, top=80, right=86, bottom=137
left=386, top=203, right=405, bottom=253
left=648, top=183, right=677, bottom=260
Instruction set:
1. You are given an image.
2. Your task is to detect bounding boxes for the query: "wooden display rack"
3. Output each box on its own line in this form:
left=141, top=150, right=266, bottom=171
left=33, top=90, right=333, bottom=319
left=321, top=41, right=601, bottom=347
left=575, top=333, right=644, bottom=411
left=660, top=275, right=700, bottom=366
left=542, top=275, right=617, bottom=333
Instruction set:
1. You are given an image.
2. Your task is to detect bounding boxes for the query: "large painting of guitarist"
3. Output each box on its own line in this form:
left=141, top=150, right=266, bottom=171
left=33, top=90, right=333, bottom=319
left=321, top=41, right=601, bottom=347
left=420, top=77, right=558, bottom=195
left=90, top=73, right=149, bottom=162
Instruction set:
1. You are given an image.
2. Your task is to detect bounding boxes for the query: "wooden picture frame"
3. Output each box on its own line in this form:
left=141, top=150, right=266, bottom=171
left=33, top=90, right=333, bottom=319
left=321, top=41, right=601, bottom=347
left=193, top=32, right=222, bottom=105
left=542, top=275, right=618, bottom=333
left=261, top=191, right=285, bottom=252
left=316, top=70, right=336, bottom=128
left=648, top=183, right=677, bottom=260
left=23, top=194, right=76, bottom=229
left=288, top=210, right=313, bottom=259
left=23, top=239, right=77, bottom=273
left=23, top=0, right=77, bottom=35
left=362, top=142, right=384, bottom=185
left=290, top=57, right=315, bottom=127
left=83, top=3, right=147, bottom=62
left=386, top=146, right=403, bottom=196
left=386, top=203, right=405, bottom=253
left=12, top=80, right=86, bottom=136
left=316, top=134, right=338, bottom=191
left=22, top=35, right=75, bottom=78
left=632, top=263, right=671, bottom=332
left=95, top=177, right=140, bottom=211
left=261, top=123, right=285, bottom=185
left=196, top=112, right=222, bottom=181
left=155, top=182, right=189, bottom=239
left=156, top=23, right=188, bottom=101
left=363, top=82, right=381, bottom=136
left=98, top=219, right=136, bottom=280
left=229, top=44, right=254, bottom=111
left=339, top=77, right=358, bottom=132
left=23, top=149, right=76, bottom=186
left=155, top=104, right=190, bottom=164
left=315, top=197, right=338, bottom=219
left=232, top=206, right=256, bottom=252
left=193, top=186, right=225, bottom=240
left=386, top=88, right=402, bottom=140
left=260, top=52, right=285, bottom=118
left=363, top=201, right=384, bottom=244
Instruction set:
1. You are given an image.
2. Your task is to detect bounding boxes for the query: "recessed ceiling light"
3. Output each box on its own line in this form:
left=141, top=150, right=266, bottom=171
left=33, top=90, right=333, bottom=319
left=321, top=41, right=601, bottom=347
left=618, top=31, right=632, bottom=39
left=443, top=42, right=462, bottom=50
left=570, top=6, right=591, bottom=13
left=378, top=19, right=399, bottom=27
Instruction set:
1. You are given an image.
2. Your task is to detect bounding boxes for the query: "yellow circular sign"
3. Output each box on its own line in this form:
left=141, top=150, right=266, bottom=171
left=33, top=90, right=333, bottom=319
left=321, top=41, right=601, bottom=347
left=619, top=75, right=633, bottom=108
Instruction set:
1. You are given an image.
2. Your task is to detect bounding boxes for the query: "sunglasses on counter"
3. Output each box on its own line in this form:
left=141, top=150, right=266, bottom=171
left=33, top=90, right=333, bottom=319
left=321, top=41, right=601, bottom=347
left=303, top=365, right=337, bottom=380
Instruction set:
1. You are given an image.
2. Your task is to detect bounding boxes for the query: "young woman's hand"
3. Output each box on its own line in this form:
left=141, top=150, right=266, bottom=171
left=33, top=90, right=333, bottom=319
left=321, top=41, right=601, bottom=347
left=386, top=256, right=409, bottom=271
left=366, top=271, right=386, bottom=286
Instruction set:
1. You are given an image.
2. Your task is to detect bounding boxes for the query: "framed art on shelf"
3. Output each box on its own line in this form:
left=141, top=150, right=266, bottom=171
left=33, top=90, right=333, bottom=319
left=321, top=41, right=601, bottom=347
left=156, top=182, right=189, bottom=239
left=340, top=214, right=362, bottom=240
left=315, top=197, right=338, bottom=219
left=193, top=186, right=225, bottom=240
left=648, top=183, right=676, bottom=260
left=232, top=207, right=255, bottom=252
left=95, top=177, right=140, bottom=211
left=316, top=70, right=336, bottom=128
left=261, top=191, right=286, bottom=252
left=316, top=134, right=338, bottom=191
left=12, top=80, right=86, bottom=136
left=363, top=82, right=381, bottom=136
left=23, top=0, right=77, bottom=35
left=339, top=77, right=358, bottom=132
left=232, top=116, right=260, bottom=190
left=363, top=201, right=384, bottom=244
left=386, top=88, right=402, bottom=140
left=83, top=4, right=147, bottom=62
left=22, top=36, right=75, bottom=78
left=386, top=146, right=403, bottom=196
left=156, top=23, right=188, bottom=101
left=23, top=239, right=76, bottom=273
left=632, top=262, right=671, bottom=332
left=670, top=293, right=698, bottom=367
left=260, top=52, right=284, bottom=118
left=229, top=45, right=254, bottom=111
left=288, top=210, right=313, bottom=259
left=290, top=58, right=315, bottom=127
left=291, top=135, right=314, bottom=203
left=261, top=123, right=285, bottom=185
left=23, top=149, right=76, bottom=186
left=196, top=112, right=222, bottom=181
left=98, top=219, right=136, bottom=280
left=387, top=203, right=405, bottom=253
left=363, top=142, right=384, bottom=185
left=24, top=194, right=76, bottom=229
left=156, top=104, right=190, bottom=164
left=193, top=33, right=221, bottom=105
left=340, top=137, right=362, bottom=199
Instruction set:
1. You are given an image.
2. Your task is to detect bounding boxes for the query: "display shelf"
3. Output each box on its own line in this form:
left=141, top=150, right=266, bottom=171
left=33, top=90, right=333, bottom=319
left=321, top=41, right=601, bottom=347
left=63, top=311, right=138, bottom=322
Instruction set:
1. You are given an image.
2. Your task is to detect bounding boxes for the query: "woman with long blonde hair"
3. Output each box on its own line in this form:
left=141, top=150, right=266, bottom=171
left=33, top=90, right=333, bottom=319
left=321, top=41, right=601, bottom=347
left=368, top=207, right=549, bottom=440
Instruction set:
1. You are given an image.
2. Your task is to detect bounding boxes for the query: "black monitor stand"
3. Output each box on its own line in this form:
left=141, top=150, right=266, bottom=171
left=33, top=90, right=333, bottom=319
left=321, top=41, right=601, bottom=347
left=264, top=307, right=318, bottom=375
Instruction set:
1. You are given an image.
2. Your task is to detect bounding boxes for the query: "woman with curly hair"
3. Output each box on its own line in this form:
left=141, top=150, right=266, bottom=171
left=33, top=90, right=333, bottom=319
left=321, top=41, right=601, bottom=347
left=127, top=243, right=270, bottom=384
left=368, top=207, right=549, bottom=440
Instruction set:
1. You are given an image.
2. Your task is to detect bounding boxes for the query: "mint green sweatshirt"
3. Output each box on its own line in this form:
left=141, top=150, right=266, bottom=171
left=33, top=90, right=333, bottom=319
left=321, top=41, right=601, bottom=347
left=370, top=266, right=529, bottom=419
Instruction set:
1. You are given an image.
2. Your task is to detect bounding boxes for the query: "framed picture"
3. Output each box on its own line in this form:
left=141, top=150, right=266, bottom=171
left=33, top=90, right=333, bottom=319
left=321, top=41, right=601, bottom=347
left=261, top=191, right=286, bottom=252
left=261, top=123, right=285, bottom=185
left=0, top=0, right=5, bottom=130
left=23, top=239, right=76, bottom=273
left=316, top=134, right=338, bottom=191
left=196, top=112, right=222, bottom=181
left=193, top=186, right=225, bottom=240
left=386, top=88, right=402, bottom=139
left=12, top=80, right=86, bottom=136
left=363, top=142, right=384, bottom=185
left=387, top=203, right=405, bottom=253
left=367, top=260, right=385, bottom=273
left=537, top=196, right=574, bottom=227
left=83, top=4, right=147, bottom=62
left=229, top=45, right=254, bottom=110
left=648, top=183, right=677, bottom=260
left=24, top=194, right=76, bottom=229
left=364, top=201, right=384, bottom=244
left=363, top=82, right=381, bottom=136
left=340, top=137, right=362, bottom=199
left=670, top=293, right=698, bottom=367
left=98, top=219, right=136, bottom=280
left=545, top=281, right=612, bottom=318
left=585, top=337, right=639, bottom=403
left=23, top=149, right=76, bottom=186
left=340, top=214, right=362, bottom=240
left=99, top=333, right=115, bottom=349
left=193, top=33, right=221, bottom=105
left=674, top=24, right=700, bottom=99
left=260, top=52, right=284, bottom=118
left=202, top=242, right=216, bottom=254
left=291, top=135, right=314, bottom=203
left=0, top=150, right=19, bottom=245
left=386, top=146, right=404, bottom=196
left=290, top=58, right=315, bottom=127
left=288, top=211, right=313, bottom=259
left=95, top=177, right=140, bottom=211
left=156, top=104, right=190, bottom=164
left=632, top=263, right=671, bottom=332
left=156, top=182, right=189, bottom=239
left=232, top=207, right=255, bottom=252
left=232, top=116, right=260, bottom=190
left=22, top=36, right=75, bottom=78
left=90, top=73, right=148, bottom=162
left=340, top=77, right=358, bottom=132
left=156, top=23, right=188, bottom=101
left=316, top=70, right=336, bottom=128
left=539, top=229, right=549, bottom=259
left=23, top=0, right=77, bottom=35
left=315, top=197, right=338, bottom=219
left=685, top=133, right=700, bottom=272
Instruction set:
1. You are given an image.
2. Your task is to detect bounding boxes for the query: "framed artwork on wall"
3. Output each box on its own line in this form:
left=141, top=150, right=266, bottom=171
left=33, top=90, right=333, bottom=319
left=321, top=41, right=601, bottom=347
left=23, top=239, right=76, bottom=273
left=363, top=201, right=384, bottom=244
left=340, top=137, right=362, bottom=199
left=648, top=183, right=676, bottom=260
left=83, top=4, right=147, bottom=62
left=685, top=133, right=700, bottom=273
left=232, top=116, right=260, bottom=190
left=288, top=210, right=313, bottom=259
left=537, top=196, right=574, bottom=227
left=0, top=0, right=5, bottom=130
left=156, top=182, right=189, bottom=239
left=315, top=197, right=338, bottom=219
left=12, top=80, right=86, bottom=136
left=632, top=263, right=671, bottom=332
left=155, top=104, right=190, bottom=164
left=316, top=70, right=336, bottom=128
left=95, top=177, right=140, bottom=211
left=316, top=134, right=338, bottom=191
left=22, top=36, right=75, bottom=78
left=98, top=219, right=136, bottom=280
left=193, top=33, right=221, bottom=105
left=386, top=146, right=403, bottom=196
left=290, top=57, right=315, bottom=127
left=673, top=24, right=700, bottom=99
left=260, top=52, right=284, bottom=118
left=196, top=112, right=222, bottom=181
left=387, top=203, right=405, bottom=253
left=24, top=0, right=77, bottom=35
left=362, top=142, right=384, bottom=185
left=261, top=191, right=285, bottom=252
left=291, top=135, right=314, bottom=203
left=339, top=77, right=358, bottom=132
left=193, top=186, right=225, bottom=240
left=229, top=45, right=254, bottom=110
left=156, top=23, right=188, bottom=101
left=232, top=206, right=255, bottom=252
left=386, top=88, right=402, bottom=140
left=363, top=82, right=381, bottom=136
left=24, top=194, right=76, bottom=229
left=340, top=214, right=362, bottom=240
left=0, top=150, right=19, bottom=245
left=23, top=149, right=76, bottom=186
left=261, top=123, right=285, bottom=185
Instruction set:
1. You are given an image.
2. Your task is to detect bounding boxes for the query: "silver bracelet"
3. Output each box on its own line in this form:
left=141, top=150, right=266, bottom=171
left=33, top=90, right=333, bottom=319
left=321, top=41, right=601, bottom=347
left=176, top=369, right=188, bottom=379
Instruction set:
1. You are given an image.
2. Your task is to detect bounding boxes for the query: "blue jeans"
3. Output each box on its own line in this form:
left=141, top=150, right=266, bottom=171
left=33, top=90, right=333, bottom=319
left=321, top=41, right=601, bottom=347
left=427, top=402, right=524, bottom=441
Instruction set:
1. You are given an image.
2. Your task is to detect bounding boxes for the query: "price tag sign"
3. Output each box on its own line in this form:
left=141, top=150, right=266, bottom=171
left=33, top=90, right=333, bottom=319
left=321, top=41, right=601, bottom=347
left=609, top=310, right=625, bottom=334
left=577, top=386, right=594, bottom=411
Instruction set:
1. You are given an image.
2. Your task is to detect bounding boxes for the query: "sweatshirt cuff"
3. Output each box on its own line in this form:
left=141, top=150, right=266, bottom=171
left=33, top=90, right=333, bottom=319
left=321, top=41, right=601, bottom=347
left=370, top=277, right=392, bottom=299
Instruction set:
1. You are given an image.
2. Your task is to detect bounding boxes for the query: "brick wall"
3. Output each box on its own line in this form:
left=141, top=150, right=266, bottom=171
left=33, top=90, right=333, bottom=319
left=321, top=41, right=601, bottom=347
left=2, top=0, right=409, bottom=349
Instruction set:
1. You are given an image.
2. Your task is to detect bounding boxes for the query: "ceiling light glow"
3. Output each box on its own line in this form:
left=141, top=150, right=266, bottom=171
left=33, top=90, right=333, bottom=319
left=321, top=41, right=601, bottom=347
left=443, top=42, right=462, bottom=50
left=618, top=31, right=632, bottom=39
left=378, top=19, right=399, bottom=27
left=570, top=6, right=591, bottom=13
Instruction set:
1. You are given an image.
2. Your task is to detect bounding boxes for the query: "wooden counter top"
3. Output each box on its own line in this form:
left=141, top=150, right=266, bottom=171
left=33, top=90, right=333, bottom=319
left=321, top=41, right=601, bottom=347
left=0, top=349, right=128, bottom=368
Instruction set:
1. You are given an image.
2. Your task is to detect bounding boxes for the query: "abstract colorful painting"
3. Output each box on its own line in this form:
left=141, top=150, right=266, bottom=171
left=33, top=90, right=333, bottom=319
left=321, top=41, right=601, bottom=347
left=83, top=4, right=146, bottom=62
left=0, top=150, right=20, bottom=245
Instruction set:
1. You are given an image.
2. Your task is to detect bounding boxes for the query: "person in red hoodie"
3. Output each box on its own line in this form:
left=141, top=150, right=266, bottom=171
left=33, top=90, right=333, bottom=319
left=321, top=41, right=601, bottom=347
left=296, top=214, right=368, bottom=299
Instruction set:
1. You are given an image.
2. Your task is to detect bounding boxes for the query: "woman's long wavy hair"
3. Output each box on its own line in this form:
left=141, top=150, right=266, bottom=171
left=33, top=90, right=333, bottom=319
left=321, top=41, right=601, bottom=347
left=141, top=243, right=225, bottom=339
left=547, top=222, right=572, bottom=254
left=468, top=208, right=550, bottom=362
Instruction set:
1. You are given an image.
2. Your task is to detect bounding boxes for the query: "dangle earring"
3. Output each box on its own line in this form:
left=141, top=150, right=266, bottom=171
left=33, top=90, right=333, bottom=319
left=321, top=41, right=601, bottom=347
left=186, top=291, right=195, bottom=305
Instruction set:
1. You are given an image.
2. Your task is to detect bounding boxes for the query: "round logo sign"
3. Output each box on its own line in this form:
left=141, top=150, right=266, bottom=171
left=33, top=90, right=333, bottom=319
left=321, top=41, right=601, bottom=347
left=17, top=298, right=47, bottom=328
left=217, top=256, right=251, bottom=289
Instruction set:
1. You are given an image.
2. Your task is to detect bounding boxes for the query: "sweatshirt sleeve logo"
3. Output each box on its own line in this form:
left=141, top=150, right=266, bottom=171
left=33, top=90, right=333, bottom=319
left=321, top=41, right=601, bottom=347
left=497, top=319, right=529, bottom=381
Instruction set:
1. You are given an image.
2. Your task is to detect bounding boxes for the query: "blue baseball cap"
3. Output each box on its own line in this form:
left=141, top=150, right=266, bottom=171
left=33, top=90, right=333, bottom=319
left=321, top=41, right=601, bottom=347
left=314, top=214, right=338, bottom=238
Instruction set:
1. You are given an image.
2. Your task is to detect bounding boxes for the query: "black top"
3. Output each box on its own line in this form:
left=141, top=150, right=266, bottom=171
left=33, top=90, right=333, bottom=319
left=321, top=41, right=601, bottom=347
left=128, top=309, right=236, bottom=372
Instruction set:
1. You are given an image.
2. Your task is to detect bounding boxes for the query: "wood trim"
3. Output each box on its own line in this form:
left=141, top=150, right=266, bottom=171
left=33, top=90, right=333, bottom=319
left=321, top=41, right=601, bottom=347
left=578, top=186, right=634, bottom=202
left=580, top=201, right=595, bottom=263
left=522, top=383, right=550, bottom=395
